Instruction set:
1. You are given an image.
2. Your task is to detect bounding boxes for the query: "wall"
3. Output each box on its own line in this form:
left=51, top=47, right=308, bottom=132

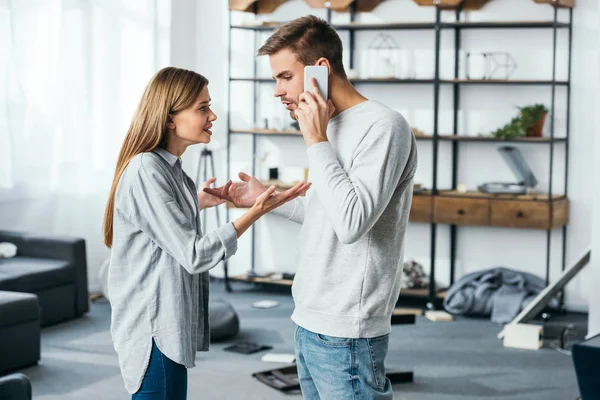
left=189, top=0, right=598, bottom=312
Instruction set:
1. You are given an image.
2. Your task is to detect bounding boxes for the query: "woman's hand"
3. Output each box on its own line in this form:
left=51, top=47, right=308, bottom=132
left=202, top=172, right=267, bottom=208
left=250, top=181, right=312, bottom=215
left=231, top=181, right=311, bottom=238
left=197, top=178, right=227, bottom=210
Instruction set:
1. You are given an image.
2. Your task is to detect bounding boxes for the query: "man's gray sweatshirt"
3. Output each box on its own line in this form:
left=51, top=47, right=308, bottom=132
left=274, top=100, right=418, bottom=338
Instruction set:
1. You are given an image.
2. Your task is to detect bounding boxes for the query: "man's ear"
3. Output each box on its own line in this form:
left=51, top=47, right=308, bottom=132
left=315, top=57, right=332, bottom=75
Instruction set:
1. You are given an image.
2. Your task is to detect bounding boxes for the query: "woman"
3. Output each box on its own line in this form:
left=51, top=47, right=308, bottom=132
left=102, top=67, right=309, bottom=399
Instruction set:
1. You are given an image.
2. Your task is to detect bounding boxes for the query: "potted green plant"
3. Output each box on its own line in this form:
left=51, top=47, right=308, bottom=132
left=492, top=117, right=526, bottom=140
left=518, top=104, right=549, bottom=137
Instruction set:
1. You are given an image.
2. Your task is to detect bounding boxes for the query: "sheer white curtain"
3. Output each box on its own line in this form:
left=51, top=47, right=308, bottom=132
left=0, top=0, right=171, bottom=290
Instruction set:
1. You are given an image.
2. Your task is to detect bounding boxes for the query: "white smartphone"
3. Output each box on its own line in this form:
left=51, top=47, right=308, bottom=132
left=304, top=65, right=328, bottom=101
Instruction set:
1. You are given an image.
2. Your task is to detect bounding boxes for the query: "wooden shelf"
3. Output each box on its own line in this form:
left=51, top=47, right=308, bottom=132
left=444, top=78, right=569, bottom=86
left=350, top=78, right=435, bottom=84
left=230, top=77, right=276, bottom=82
left=333, top=21, right=436, bottom=30
left=232, top=131, right=565, bottom=143
left=413, top=0, right=575, bottom=10
left=232, top=77, right=569, bottom=86
left=231, top=20, right=570, bottom=31
left=231, top=77, right=437, bottom=84
left=230, top=273, right=446, bottom=300
left=398, top=288, right=447, bottom=300
left=437, top=190, right=566, bottom=201
left=231, top=273, right=293, bottom=286
left=231, top=22, right=438, bottom=31
left=230, top=129, right=302, bottom=136
left=533, top=0, right=574, bottom=8
left=416, top=135, right=566, bottom=143
left=442, top=20, right=570, bottom=29
left=230, top=22, right=285, bottom=30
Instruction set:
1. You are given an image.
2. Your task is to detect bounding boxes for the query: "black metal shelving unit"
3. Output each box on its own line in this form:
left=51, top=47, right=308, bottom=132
left=226, top=1, right=572, bottom=308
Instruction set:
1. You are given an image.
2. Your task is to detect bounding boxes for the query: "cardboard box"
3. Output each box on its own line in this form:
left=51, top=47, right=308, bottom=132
left=503, top=323, right=544, bottom=350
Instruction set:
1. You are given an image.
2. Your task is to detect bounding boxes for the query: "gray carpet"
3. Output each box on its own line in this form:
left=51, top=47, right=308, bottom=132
left=20, top=281, right=581, bottom=399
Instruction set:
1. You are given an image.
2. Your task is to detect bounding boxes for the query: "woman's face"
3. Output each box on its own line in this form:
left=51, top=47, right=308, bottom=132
left=169, top=85, right=217, bottom=146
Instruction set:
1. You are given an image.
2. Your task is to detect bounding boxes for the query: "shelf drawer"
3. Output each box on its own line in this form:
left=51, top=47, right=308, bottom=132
left=552, top=198, right=569, bottom=229
left=433, top=197, right=489, bottom=226
left=490, top=200, right=550, bottom=229
left=410, top=195, right=432, bottom=222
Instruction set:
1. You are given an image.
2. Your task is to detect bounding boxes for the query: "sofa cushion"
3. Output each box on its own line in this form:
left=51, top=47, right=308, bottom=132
left=0, top=257, right=73, bottom=293
left=0, top=373, right=33, bottom=400
left=0, top=291, right=40, bottom=328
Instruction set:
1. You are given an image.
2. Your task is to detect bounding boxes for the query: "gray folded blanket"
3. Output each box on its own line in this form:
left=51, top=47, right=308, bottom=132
left=443, top=267, right=556, bottom=324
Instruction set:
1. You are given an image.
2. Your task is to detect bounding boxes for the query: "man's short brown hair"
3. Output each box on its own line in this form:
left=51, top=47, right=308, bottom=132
left=257, top=15, right=347, bottom=79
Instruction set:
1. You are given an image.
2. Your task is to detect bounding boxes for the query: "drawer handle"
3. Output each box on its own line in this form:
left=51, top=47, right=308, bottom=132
left=516, top=211, right=525, bottom=218
left=457, top=209, right=465, bottom=215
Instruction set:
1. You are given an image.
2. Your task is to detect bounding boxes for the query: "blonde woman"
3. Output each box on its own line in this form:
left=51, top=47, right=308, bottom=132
left=102, top=67, right=310, bottom=399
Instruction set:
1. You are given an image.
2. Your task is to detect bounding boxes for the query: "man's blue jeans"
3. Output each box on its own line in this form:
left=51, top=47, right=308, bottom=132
left=132, top=339, right=187, bottom=400
left=295, top=325, right=393, bottom=400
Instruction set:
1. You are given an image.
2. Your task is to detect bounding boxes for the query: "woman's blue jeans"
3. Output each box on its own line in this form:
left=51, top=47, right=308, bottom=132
left=132, top=340, right=187, bottom=400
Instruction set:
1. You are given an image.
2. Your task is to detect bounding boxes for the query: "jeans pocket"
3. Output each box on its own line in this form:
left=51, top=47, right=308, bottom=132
left=315, top=333, right=352, bottom=347
left=367, top=334, right=389, bottom=389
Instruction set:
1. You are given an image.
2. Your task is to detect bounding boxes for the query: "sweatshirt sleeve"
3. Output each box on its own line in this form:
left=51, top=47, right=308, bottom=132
left=127, top=157, right=238, bottom=274
left=306, top=119, right=414, bottom=244
left=271, top=197, right=305, bottom=224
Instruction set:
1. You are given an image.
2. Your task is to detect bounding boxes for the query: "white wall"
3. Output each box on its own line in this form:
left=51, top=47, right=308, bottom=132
left=188, top=0, right=598, bottom=312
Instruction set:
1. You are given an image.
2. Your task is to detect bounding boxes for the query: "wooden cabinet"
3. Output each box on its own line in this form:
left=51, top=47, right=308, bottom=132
left=433, top=197, right=490, bottom=226
left=490, top=200, right=548, bottom=229
left=409, top=194, right=432, bottom=222
left=409, top=191, right=569, bottom=230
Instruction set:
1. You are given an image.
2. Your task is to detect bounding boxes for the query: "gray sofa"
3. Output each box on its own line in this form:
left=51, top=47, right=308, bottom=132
left=0, top=230, right=89, bottom=326
left=0, top=373, right=32, bottom=400
left=0, top=291, right=40, bottom=375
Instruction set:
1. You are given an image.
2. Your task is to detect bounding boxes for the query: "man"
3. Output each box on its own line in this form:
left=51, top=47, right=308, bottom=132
left=207, top=15, right=417, bottom=399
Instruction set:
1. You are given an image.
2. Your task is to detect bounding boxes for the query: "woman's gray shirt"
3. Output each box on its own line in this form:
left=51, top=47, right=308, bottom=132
left=108, top=147, right=238, bottom=394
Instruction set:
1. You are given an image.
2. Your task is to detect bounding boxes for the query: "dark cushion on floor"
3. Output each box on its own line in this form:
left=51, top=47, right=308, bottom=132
left=0, top=257, right=72, bottom=293
left=0, top=373, right=32, bottom=400
left=209, top=299, right=239, bottom=342
left=0, top=291, right=40, bottom=329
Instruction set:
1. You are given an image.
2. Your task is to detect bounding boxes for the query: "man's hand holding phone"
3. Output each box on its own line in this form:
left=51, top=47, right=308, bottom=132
left=295, top=67, right=335, bottom=148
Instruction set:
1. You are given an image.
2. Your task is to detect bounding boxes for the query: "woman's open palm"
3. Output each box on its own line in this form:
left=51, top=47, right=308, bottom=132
left=203, top=172, right=267, bottom=208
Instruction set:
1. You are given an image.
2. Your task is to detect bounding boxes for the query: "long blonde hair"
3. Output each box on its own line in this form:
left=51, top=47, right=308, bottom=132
left=103, top=67, right=208, bottom=247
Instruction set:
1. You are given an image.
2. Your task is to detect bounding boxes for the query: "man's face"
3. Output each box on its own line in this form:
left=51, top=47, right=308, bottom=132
left=269, top=49, right=306, bottom=120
